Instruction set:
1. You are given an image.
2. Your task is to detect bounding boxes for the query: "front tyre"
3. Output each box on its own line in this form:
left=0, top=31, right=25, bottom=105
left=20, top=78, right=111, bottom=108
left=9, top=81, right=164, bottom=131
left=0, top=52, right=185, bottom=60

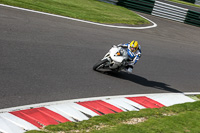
left=93, top=59, right=109, bottom=71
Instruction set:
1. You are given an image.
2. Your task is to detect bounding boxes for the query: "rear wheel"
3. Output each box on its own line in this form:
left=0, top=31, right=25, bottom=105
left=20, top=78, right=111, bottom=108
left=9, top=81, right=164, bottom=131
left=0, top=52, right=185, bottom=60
left=93, top=59, right=109, bottom=71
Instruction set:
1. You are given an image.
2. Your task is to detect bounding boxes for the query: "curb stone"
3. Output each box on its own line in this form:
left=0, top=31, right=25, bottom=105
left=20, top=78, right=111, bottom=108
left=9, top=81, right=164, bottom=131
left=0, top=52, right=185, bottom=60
left=0, top=92, right=198, bottom=133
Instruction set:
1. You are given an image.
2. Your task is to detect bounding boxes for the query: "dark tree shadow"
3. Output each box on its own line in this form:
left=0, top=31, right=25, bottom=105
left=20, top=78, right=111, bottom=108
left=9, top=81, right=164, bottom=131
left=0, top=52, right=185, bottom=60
left=101, top=71, right=182, bottom=93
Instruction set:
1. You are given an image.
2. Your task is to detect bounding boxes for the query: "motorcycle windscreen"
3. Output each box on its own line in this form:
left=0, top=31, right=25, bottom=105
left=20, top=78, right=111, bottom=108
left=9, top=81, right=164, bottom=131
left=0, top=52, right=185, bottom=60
left=110, top=47, right=128, bottom=63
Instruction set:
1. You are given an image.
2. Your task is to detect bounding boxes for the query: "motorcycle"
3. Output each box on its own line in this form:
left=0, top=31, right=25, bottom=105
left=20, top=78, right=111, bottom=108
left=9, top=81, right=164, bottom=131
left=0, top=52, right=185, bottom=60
left=93, top=45, right=128, bottom=72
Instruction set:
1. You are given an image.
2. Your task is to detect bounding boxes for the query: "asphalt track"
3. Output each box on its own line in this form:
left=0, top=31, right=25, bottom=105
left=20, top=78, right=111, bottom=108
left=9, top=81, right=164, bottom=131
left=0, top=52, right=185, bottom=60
left=0, top=5, right=200, bottom=109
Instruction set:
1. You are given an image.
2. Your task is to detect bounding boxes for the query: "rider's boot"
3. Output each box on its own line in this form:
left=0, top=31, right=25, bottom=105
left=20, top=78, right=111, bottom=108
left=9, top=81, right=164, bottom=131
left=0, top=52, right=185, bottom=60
left=124, top=65, right=133, bottom=74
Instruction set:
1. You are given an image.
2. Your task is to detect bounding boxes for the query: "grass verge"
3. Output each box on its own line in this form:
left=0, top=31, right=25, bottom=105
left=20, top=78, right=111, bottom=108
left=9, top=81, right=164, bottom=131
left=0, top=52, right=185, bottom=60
left=27, top=96, right=200, bottom=133
left=0, top=0, right=150, bottom=25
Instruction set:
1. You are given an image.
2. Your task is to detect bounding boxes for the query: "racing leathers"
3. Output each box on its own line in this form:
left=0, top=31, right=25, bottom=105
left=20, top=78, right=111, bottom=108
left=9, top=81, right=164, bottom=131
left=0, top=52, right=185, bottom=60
left=118, top=43, right=142, bottom=73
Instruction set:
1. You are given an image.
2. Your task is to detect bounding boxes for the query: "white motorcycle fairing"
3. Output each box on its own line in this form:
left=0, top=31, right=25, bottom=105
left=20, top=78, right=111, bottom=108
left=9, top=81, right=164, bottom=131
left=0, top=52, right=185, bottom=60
left=102, top=46, right=128, bottom=69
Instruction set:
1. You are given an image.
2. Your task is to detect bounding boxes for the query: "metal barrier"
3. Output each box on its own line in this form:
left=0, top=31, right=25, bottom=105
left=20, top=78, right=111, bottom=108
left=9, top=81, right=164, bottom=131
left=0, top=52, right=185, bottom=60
left=182, top=0, right=196, bottom=4
left=117, top=0, right=155, bottom=14
left=195, top=0, right=200, bottom=5
left=185, top=10, right=200, bottom=26
left=117, top=0, right=200, bottom=27
left=152, top=1, right=188, bottom=22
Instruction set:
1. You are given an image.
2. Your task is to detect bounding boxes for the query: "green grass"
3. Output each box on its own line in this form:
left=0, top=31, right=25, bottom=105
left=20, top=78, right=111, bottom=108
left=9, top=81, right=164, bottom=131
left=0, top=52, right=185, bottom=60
left=0, top=0, right=150, bottom=25
left=26, top=100, right=200, bottom=133
left=168, top=0, right=200, bottom=8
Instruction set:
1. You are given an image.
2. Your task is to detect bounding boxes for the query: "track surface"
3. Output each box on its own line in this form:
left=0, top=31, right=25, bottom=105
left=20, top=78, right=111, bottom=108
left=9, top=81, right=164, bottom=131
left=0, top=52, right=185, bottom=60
left=0, top=6, right=200, bottom=109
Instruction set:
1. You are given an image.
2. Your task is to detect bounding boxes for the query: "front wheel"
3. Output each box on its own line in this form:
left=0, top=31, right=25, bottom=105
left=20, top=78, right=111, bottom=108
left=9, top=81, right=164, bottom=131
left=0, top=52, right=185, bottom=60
left=93, top=59, right=109, bottom=71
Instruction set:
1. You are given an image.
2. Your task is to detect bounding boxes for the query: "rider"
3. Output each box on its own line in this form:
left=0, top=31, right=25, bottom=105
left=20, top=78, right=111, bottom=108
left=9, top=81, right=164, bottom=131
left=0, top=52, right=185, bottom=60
left=118, top=40, right=142, bottom=73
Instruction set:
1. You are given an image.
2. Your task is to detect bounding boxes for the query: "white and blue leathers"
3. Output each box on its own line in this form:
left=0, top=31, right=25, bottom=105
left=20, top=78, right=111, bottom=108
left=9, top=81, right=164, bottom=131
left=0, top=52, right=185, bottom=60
left=118, top=43, right=142, bottom=72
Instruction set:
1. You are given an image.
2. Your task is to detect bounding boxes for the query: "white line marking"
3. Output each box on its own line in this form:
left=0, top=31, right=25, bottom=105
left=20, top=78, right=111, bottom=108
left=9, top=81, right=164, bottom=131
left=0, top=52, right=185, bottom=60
left=184, top=92, right=200, bottom=95
left=0, top=4, right=157, bottom=29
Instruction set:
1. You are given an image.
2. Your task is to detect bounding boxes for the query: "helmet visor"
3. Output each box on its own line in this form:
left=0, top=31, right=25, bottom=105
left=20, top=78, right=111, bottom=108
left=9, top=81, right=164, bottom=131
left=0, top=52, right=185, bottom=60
left=130, top=47, right=136, bottom=52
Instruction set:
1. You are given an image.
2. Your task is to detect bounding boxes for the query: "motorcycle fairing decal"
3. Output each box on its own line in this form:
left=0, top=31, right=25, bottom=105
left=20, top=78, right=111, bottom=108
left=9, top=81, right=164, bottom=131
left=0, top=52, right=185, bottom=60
left=116, top=52, right=121, bottom=56
left=127, top=49, right=135, bottom=59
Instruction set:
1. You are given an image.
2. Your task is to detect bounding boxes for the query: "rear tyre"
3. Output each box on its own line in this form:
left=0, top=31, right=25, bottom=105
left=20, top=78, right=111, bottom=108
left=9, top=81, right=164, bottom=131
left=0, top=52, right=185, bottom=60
left=93, top=59, right=109, bottom=71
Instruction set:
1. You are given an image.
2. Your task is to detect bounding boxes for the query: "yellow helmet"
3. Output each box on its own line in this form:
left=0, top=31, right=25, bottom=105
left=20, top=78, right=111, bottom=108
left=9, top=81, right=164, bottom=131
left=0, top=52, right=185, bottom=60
left=129, top=40, right=138, bottom=52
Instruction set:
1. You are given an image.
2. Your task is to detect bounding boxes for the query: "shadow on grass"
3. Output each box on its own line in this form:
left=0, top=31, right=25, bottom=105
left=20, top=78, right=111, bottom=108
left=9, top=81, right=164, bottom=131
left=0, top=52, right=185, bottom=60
left=101, top=71, right=182, bottom=93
